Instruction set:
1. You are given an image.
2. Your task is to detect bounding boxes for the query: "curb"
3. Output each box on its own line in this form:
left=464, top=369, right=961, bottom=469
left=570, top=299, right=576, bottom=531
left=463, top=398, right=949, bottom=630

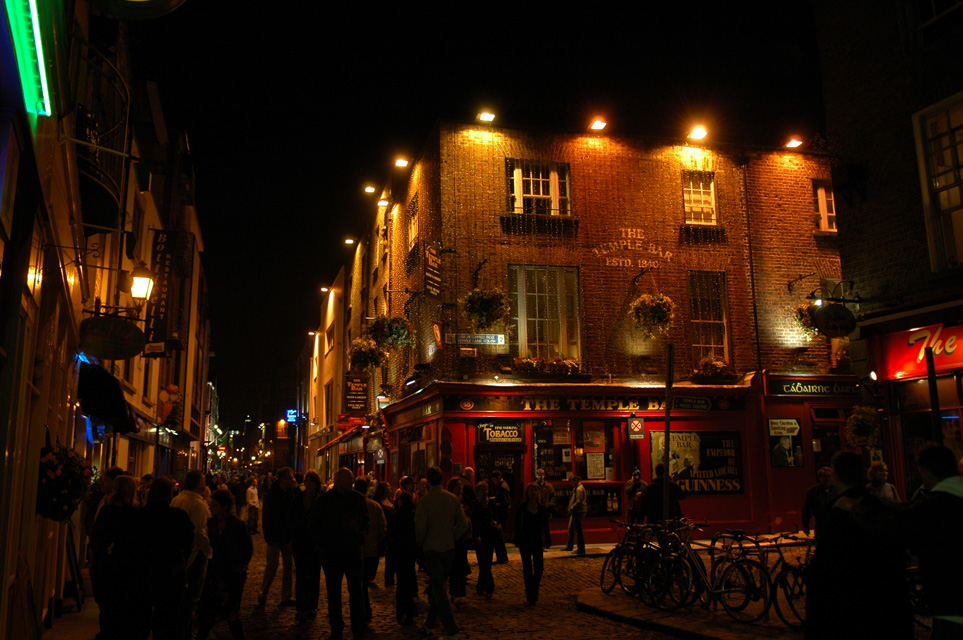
left=576, top=592, right=719, bottom=640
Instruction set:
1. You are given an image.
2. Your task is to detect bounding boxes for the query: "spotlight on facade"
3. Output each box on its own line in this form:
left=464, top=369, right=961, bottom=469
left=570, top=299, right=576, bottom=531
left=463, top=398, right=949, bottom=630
left=320, top=286, right=330, bottom=293
left=590, top=118, right=606, bottom=130
left=344, top=237, right=356, bottom=245
left=395, top=158, right=409, bottom=168
left=688, top=125, right=708, bottom=140
left=477, top=111, right=495, bottom=123
left=786, top=137, right=803, bottom=148
left=377, top=198, right=389, bottom=207
left=364, top=185, right=375, bottom=193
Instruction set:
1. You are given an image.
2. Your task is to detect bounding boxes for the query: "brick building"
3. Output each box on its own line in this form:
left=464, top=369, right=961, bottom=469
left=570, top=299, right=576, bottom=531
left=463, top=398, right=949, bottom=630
left=813, top=0, right=963, bottom=496
left=324, top=120, right=851, bottom=539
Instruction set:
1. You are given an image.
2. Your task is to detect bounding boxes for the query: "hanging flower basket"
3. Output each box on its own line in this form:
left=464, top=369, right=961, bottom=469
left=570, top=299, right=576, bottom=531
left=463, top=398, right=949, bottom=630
left=367, top=315, right=415, bottom=349
left=845, top=405, right=881, bottom=449
left=462, top=288, right=511, bottom=332
left=629, top=293, right=674, bottom=340
left=791, top=302, right=820, bottom=339
left=37, top=443, right=93, bottom=523
left=348, top=337, right=387, bottom=372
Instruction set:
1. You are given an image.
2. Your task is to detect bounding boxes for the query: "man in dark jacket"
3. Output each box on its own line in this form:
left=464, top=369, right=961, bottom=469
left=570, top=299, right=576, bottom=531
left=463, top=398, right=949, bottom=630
left=313, top=467, right=370, bottom=640
left=257, top=466, right=296, bottom=607
left=901, top=444, right=963, bottom=639
left=801, top=466, right=836, bottom=539
left=639, top=463, right=686, bottom=523
left=490, top=470, right=511, bottom=564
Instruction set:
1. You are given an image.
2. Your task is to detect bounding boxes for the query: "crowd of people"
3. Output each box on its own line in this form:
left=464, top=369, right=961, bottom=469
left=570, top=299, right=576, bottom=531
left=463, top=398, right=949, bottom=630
left=85, top=464, right=564, bottom=640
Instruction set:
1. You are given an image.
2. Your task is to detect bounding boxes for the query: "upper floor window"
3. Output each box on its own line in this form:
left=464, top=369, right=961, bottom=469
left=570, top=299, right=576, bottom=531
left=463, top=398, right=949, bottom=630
left=407, top=194, right=419, bottom=252
left=507, top=159, right=571, bottom=216
left=682, top=170, right=717, bottom=225
left=914, top=95, right=963, bottom=269
left=508, top=265, right=580, bottom=359
left=688, top=270, right=729, bottom=364
left=813, top=180, right=837, bottom=232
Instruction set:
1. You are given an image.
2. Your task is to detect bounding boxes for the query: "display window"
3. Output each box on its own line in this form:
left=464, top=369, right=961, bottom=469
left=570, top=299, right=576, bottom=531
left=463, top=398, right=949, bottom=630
left=532, top=419, right=615, bottom=482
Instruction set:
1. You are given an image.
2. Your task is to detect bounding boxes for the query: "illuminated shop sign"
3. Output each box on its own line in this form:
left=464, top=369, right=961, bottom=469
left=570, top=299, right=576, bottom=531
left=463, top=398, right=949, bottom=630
left=768, top=376, right=859, bottom=396
left=879, top=323, right=962, bottom=380
left=477, top=422, right=525, bottom=444
left=444, top=394, right=745, bottom=413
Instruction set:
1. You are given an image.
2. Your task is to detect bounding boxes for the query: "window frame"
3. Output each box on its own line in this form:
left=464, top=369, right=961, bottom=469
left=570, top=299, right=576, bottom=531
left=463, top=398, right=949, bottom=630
left=913, top=92, right=963, bottom=270
left=507, top=159, right=571, bottom=216
left=687, top=270, right=729, bottom=364
left=509, top=264, right=581, bottom=360
left=682, top=170, right=717, bottom=225
left=812, top=180, right=837, bottom=232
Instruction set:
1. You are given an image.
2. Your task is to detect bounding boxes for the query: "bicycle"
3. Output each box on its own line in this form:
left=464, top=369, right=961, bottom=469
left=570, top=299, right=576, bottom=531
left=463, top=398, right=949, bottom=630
left=645, top=521, right=772, bottom=623
left=765, top=532, right=813, bottom=629
left=600, top=519, right=658, bottom=595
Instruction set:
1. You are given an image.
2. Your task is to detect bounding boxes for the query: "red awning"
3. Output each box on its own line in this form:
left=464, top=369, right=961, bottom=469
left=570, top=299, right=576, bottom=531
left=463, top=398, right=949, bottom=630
left=316, top=427, right=361, bottom=456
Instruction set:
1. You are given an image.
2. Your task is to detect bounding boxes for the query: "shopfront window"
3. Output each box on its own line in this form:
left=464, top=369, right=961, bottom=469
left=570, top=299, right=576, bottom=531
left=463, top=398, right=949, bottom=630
left=532, top=419, right=615, bottom=482
left=896, top=375, right=963, bottom=494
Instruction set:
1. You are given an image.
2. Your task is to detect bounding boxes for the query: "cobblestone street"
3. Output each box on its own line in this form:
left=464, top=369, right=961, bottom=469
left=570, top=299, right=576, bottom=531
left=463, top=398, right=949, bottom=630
left=218, top=533, right=669, bottom=640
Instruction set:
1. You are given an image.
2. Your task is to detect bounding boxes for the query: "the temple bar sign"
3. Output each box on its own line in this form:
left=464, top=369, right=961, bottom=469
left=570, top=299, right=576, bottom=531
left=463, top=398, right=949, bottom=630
left=477, top=422, right=524, bottom=444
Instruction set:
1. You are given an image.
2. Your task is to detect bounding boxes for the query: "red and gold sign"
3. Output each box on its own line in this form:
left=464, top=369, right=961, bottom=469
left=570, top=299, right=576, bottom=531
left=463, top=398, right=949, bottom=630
left=877, top=323, right=961, bottom=380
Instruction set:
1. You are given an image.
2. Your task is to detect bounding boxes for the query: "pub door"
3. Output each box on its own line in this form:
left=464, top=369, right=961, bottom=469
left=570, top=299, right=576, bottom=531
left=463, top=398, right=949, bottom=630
left=474, top=446, right=526, bottom=535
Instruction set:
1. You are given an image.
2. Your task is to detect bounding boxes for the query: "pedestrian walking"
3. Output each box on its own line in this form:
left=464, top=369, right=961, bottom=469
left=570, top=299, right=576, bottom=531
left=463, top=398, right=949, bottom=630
left=899, top=443, right=963, bottom=639
left=624, top=469, right=645, bottom=524
left=388, top=491, right=419, bottom=625
left=866, top=461, right=901, bottom=502
left=139, top=477, right=194, bottom=640
left=257, top=466, right=296, bottom=607
left=90, top=474, right=140, bottom=640
left=292, top=469, right=323, bottom=623
left=471, top=481, right=496, bottom=598
left=313, top=467, right=370, bottom=640
left=514, top=483, right=550, bottom=606
left=355, top=477, right=386, bottom=624
left=373, top=481, right=396, bottom=587
left=490, top=470, right=511, bottom=564
left=563, top=475, right=587, bottom=554
left=805, top=451, right=911, bottom=639
left=170, top=469, right=213, bottom=640
left=534, top=468, right=556, bottom=547
left=802, top=466, right=837, bottom=539
left=446, top=477, right=471, bottom=603
left=415, top=466, right=469, bottom=640
left=639, top=463, right=686, bottom=523
left=246, top=477, right=260, bottom=534
left=195, top=489, right=254, bottom=640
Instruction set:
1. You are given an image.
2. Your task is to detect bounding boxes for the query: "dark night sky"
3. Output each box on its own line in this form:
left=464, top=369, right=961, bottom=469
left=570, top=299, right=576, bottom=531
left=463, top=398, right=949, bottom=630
left=129, top=3, right=825, bottom=430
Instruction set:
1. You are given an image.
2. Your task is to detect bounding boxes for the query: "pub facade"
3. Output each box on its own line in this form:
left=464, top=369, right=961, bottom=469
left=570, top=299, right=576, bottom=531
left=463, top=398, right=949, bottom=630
left=315, top=119, right=859, bottom=540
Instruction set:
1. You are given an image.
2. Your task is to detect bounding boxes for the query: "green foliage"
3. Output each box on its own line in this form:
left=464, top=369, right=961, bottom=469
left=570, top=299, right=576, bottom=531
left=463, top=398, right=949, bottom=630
left=791, top=302, right=820, bottom=339
left=629, top=293, right=674, bottom=340
left=368, top=315, right=415, bottom=349
left=462, top=288, right=511, bottom=332
left=348, top=337, right=387, bottom=372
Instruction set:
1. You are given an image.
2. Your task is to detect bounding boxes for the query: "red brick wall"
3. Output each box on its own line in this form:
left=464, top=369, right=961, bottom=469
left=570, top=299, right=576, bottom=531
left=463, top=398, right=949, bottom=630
left=379, top=123, right=839, bottom=392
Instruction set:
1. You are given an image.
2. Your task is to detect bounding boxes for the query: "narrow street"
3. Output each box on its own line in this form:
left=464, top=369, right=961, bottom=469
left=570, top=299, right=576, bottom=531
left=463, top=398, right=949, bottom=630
left=219, top=533, right=668, bottom=640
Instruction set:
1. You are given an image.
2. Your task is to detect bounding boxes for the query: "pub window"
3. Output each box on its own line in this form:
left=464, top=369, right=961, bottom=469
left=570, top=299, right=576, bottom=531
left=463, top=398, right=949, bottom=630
left=507, top=159, right=571, bottom=215
left=813, top=180, right=837, bottom=232
left=574, top=420, right=614, bottom=481
left=533, top=420, right=572, bottom=482
left=324, top=381, right=334, bottom=426
left=682, top=170, right=717, bottom=225
left=688, top=270, right=729, bottom=363
left=509, top=264, right=581, bottom=359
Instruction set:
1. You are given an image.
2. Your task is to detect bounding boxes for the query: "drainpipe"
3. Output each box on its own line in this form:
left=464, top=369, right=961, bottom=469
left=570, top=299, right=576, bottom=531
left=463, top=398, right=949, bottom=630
left=741, top=161, right=763, bottom=373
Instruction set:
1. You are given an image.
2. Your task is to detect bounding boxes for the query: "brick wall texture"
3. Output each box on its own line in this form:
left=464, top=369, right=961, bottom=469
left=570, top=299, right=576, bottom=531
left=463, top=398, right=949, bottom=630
left=368, top=122, right=839, bottom=396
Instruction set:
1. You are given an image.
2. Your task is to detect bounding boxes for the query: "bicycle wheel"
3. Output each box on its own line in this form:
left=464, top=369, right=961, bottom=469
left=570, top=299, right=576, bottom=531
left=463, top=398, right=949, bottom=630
left=647, top=556, right=692, bottom=611
left=600, top=547, right=621, bottom=594
left=773, top=567, right=806, bottom=628
left=635, top=545, right=663, bottom=605
left=619, top=543, right=640, bottom=595
left=719, top=559, right=772, bottom=623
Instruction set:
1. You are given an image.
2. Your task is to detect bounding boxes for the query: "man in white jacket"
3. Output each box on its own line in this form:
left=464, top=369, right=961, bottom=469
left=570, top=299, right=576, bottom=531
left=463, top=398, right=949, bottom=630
left=246, top=477, right=260, bottom=534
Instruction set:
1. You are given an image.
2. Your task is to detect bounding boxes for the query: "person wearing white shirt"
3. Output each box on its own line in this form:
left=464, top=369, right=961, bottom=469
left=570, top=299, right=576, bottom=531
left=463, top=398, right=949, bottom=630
left=246, top=477, right=261, bottom=534
left=171, top=470, right=212, bottom=640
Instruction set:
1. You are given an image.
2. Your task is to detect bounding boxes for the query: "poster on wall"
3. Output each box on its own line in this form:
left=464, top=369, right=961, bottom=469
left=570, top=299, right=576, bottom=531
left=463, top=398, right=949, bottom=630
left=586, top=452, right=606, bottom=480
left=768, top=418, right=803, bottom=468
left=649, top=431, right=743, bottom=494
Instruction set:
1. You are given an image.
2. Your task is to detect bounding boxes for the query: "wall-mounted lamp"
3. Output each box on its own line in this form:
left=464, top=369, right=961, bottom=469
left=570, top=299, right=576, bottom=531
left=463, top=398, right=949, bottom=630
left=344, top=237, right=356, bottom=246
left=477, top=111, right=495, bottom=123
left=377, top=198, right=390, bottom=207
left=395, top=158, right=409, bottom=168
left=364, top=185, right=376, bottom=193
left=590, top=118, right=606, bottom=130
left=785, top=137, right=803, bottom=148
left=688, top=125, right=708, bottom=140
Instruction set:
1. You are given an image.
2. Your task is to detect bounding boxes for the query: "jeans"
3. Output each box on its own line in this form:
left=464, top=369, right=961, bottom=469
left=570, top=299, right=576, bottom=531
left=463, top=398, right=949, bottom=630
left=394, top=554, right=418, bottom=621
left=424, top=549, right=458, bottom=636
left=246, top=505, right=259, bottom=532
left=293, top=545, right=321, bottom=614
left=322, top=552, right=366, bottom=635
left=260, top=541, right=292, bottom=601
left=567, top=511, right=585, bottom=552
left=519, top=545, right=544, bottom=604
left=176, top=555, right=208, bottom=640
left=474, top=541, right=495, bottom=596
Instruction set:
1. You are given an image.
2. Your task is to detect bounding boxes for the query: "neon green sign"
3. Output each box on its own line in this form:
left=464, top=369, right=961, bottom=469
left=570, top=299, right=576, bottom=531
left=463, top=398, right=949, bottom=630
left=4, top=0, right=52, bottom=116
